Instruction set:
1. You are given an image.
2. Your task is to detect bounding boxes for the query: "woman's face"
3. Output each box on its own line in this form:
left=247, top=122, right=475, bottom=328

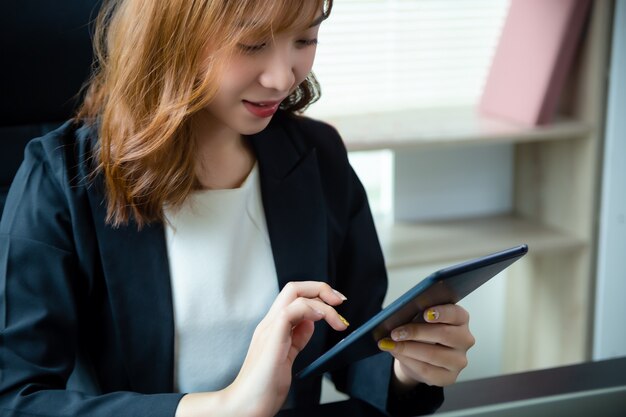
left=202, top=21, right=321, bottom=137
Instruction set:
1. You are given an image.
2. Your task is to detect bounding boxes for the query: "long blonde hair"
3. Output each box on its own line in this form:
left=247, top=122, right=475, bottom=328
left=78, top=0, right=332, bottom=228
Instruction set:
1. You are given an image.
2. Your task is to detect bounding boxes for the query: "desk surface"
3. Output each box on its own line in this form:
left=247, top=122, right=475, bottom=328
left=436, top=356, right=626, bottom=416
left=278, top=357, right=626, bottom=417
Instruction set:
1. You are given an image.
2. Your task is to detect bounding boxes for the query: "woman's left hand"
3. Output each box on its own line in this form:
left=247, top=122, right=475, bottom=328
left=378, top=304, right=475, bottom=388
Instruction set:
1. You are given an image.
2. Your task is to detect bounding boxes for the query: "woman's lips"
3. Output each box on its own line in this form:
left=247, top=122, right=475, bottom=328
left=242, top=100, right=282, bottom=118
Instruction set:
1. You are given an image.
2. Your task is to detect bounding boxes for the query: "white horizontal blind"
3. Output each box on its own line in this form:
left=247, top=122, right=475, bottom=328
left=307, top=0, right=509, bottom=118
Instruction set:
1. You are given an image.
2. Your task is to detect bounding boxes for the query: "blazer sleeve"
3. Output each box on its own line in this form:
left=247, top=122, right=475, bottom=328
left=0, top=137, right=184, bottom=417
left=325, top=155, right=444, bottom=415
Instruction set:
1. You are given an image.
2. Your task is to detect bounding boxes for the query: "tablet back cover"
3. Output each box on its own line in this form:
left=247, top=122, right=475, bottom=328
left=297, top=245, right=527, bottom=378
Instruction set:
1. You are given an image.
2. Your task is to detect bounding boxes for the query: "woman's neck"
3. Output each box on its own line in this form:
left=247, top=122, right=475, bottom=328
left=192, top=114, right=256, bottom=190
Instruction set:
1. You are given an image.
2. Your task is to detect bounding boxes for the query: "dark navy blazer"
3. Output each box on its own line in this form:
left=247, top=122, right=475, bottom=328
left=0, top=111, right=442, bottom=416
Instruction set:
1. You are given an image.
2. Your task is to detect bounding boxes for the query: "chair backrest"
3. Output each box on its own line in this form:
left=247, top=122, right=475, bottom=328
left=0, top=1, right=100, bottom=214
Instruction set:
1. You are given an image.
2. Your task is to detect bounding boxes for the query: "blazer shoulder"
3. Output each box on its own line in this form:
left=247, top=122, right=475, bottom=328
left=278, top=112, right=348, bottom=160
left=22, top=119, right=96, bottom=187
left=276, top=113, right=369, bottom=223
left=0, top=120, right=95, bottom=245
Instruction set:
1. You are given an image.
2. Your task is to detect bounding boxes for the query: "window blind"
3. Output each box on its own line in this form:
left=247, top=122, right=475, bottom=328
left=307, top=0, right=509, bottom=118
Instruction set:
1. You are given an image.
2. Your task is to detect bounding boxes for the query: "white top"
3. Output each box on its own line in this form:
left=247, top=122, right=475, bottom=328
left=164, top=164, right=279, bottom=393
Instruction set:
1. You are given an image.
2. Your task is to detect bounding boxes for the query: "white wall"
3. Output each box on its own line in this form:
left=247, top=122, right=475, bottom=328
left=394, top=144, right=514, bottom=222
left=593, top=0, right=626, bottom=361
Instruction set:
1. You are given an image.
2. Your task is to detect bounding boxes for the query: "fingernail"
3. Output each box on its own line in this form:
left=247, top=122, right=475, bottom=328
left=338, top=314, right=350, bottom=327
left=378, top=338, right=396, bottom=352
left=426, top=308, right=439, bottom=322
left=333, top=289, right=348, bottom=301
left=391, top=328, right=408, bottom=341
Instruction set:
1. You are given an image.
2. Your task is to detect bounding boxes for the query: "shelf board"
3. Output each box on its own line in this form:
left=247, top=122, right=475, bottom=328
left=375, top=214, right=586, bottom=270
left=323, top=107, right=592, bottom=152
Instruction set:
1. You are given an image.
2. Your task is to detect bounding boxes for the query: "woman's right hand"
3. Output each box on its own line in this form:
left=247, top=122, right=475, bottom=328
left=175, top=281, right=349, bottom=417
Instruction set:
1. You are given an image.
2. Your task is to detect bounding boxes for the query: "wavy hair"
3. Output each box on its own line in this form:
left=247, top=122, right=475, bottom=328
left=77, top=0, right=332, bottom=228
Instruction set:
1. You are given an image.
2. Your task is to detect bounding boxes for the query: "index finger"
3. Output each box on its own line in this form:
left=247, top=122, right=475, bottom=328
left=270, top=281, right=346, bottom=312
left=424, top=304, right=469, bottom=326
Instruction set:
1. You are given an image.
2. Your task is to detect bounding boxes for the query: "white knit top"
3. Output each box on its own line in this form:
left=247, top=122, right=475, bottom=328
left=164, top=164, right=279, bottom=393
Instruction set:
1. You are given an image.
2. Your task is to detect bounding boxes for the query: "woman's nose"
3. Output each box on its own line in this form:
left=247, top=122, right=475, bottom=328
left=258, top=49, right=296, bottom=93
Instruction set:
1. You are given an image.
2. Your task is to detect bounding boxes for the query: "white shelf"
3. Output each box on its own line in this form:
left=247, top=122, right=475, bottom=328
left=325, top=106, right=591, bottom=152
left=375, top=214, right=586, bottom=270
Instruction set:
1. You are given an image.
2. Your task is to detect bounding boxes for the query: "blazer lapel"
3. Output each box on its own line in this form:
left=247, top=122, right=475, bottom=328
left=87, top=181, right=175, bottom=393
left=248, top=116, right=329, bottom=290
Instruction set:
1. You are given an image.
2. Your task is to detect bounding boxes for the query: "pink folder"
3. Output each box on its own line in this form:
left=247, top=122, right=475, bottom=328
left=479, top=0, right=591, bottom=126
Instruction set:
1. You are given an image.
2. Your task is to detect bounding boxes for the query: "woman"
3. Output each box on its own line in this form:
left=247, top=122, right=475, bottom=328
left=0, top=0, right=474, bottom=416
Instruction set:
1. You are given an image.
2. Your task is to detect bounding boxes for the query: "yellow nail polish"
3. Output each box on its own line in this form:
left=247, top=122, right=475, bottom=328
left=378, top=339, right=396, bottom=351
left=338, top=314, right=350, bottom=327
left=426, top=309, right=439, bottom=322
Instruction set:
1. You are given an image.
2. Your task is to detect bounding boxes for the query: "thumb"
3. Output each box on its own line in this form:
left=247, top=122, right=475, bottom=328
left=288, top=320, right=315, bottom=363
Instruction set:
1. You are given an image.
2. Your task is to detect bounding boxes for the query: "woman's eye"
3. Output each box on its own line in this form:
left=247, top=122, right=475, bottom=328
left=238, top=43, right=266, bottom=54
left=297, top=38, right=318, bottom=48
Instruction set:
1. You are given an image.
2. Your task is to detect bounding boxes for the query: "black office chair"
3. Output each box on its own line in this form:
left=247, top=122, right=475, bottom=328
left=0, top=1, right=100, bottom=214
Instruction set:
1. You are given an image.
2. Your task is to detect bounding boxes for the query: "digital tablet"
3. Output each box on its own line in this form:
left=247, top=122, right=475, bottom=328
left=296, top=244, right=528, bottom=379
